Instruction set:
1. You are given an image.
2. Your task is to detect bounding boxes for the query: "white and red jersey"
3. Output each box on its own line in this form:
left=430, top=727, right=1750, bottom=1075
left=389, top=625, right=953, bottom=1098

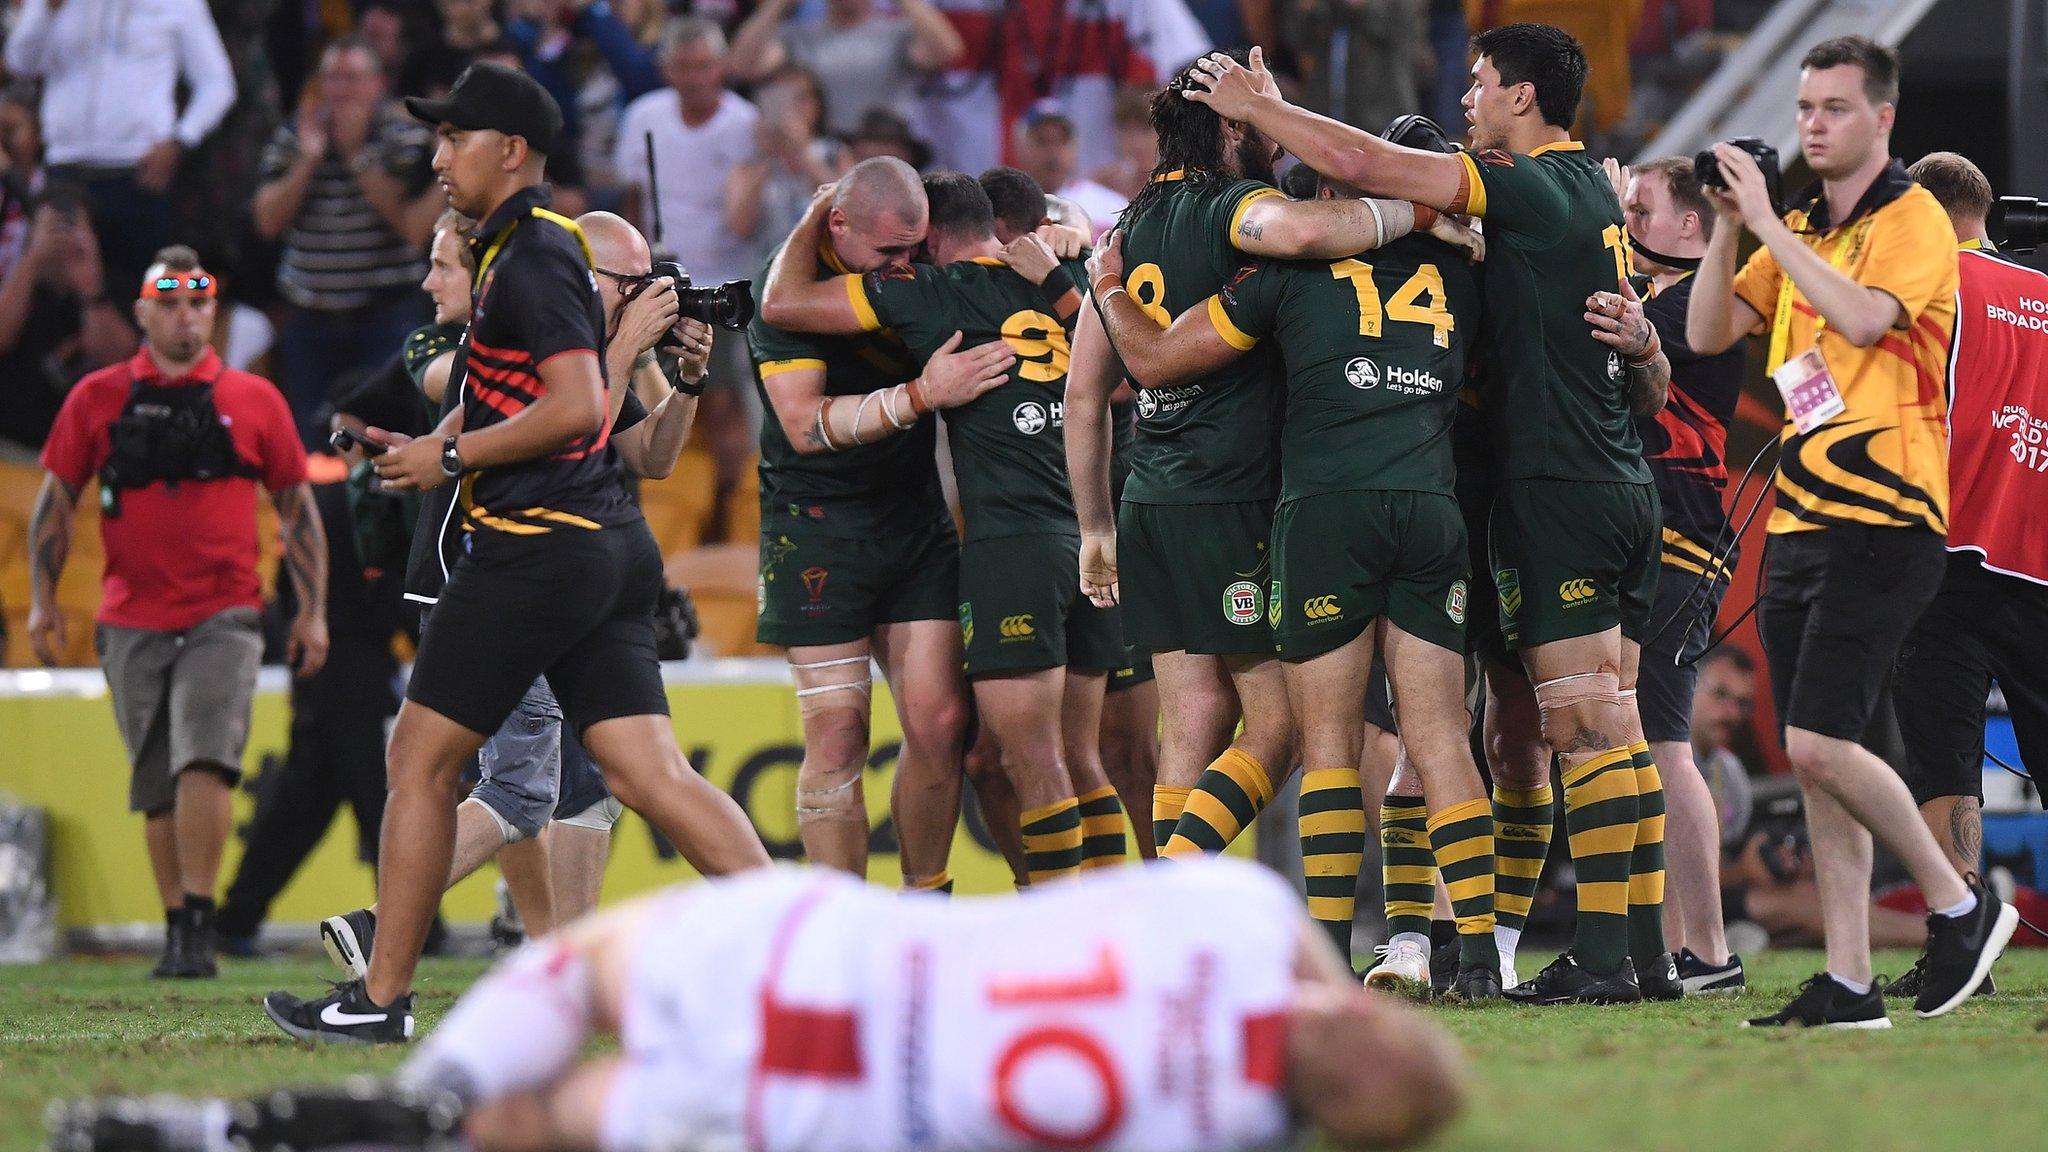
left=1945, top=246, right=2048, bottom=585
left=611, top=860, right=1301, bottom=1152
left=916, top=0, right=1210, bottom=178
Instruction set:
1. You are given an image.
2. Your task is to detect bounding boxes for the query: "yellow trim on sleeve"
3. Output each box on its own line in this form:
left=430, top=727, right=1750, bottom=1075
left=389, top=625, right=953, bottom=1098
left=1456, top=151, right=1488, bottom=218
left=1206, top=295, right=1258, bottom=351
left=846, top=275, right=882, bottom=332
left=759, top=357, right=827, bottom=378
left=1527, top=140, right=1585, bottom=156
left=1227, top=188, right=1284, bottom=242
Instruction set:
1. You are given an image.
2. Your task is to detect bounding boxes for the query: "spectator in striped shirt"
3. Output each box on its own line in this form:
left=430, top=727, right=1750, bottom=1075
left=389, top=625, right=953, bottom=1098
left=254, top=37, right=443, bottom=448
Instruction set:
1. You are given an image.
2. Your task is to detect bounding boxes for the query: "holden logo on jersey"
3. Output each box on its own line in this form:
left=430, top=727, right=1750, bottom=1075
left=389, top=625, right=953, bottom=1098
left=1446, top=579, right=1467, bottom=624
left=1303, top=595, right=1342, bottom=622
left=1136, top=390, right=1158, bottom=418
left=1011, top=401, right=1064, bottom=434
left=1345, top=357, right=1382, bottom=389
left=1223, top=580, right=1264, bottom=626
left=999, top=614, right=1036, bottom=639
left=1559, top=578, right=1597, bottom=606
left=1607, top=351, right=1623, bottom=382
left=1136, top=382, right=1205, bottom=421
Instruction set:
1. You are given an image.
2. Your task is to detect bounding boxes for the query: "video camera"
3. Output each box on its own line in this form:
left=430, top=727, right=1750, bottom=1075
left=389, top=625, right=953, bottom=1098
left=1694, top=137, right=1784, bottom=217
left=1989, top=196, right=2047, bottom=255
left=647, top=260, right=754, bottom=334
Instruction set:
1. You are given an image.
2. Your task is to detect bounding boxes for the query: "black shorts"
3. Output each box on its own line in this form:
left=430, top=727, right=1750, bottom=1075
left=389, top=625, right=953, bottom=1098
left=1759, top=526, right=1944, bottom=743
left=1636, top=564, right=1728, bottom=744
left=1893, top=552, right=2048, bottom=805
left=408, top=522, right=670, bottom=738
left=1364, top=656, right=1396, bottom=735
left=755, top=516, right=959, bottom=647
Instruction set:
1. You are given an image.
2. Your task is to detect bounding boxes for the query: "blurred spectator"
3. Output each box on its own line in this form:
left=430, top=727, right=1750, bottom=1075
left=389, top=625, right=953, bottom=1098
left=729, top=0, right=965, bottom=136
left=254, top=37, right=437, bottom=447
left=917, top=0, right=1208, bottom=177
left=0, top=200, right=138, bottom=448
left=400, top=0, right=504, bottom=99
left=1088, top=87, right=1157, bottom=201
left=1425, top=0, right=1471, bottom=132
left=507, top=0, right=668, bottom=203
left=3, top=0, right=236, bottom=296
left=1693, top=646, right=1757, bottom=848
left=728, top=64, right=849, bottom=267
left=356, top=1, right=414, bottom=74
left=1010, top=99, right=1125, bottom=235
left=1294, top=0, right=1422, bottom=141
left=0, top=83, right=46, bottom=281
left=844, top=107, right=933, bottom=168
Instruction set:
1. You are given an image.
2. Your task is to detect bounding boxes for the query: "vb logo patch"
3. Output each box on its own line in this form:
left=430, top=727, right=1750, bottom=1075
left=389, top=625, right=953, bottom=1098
left=999, top=614, right=1036, bottom=640
left=959, top=603, right=974, bottom=647
left=1446, top=579, right=1467, bottom=624
left=1494, top=568, right=1522, bottom=619
left=1224, top=580, right=1264, bottom=626
left=1559, top=578, right=1597, bottom=606
left=1303, top=594, right=1342, bottom=622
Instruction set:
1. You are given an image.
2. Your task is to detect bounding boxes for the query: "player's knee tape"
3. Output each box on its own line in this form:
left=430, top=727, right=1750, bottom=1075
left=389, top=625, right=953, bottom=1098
left=1532, top=671, right=1622, bottom=719
left=556, top=795, right=624, bottom=831
left=792, top=655, right=873, bottom=721
left=796, top=760, right=866, bottom=827
left=461, top=794, right=532, bottom=845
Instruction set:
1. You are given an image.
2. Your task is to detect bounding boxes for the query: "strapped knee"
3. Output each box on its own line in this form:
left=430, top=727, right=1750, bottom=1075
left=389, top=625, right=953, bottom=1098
left=792, top=655, right=873, bottom=721
left=1532, top=671, right=1622, bottom=721
left=796, top=760, right=867, bottom=827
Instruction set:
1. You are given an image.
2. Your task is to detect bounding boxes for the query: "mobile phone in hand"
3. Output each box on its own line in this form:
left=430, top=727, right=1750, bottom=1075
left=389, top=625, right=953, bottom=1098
left=329, top=427, right=387, bottom=457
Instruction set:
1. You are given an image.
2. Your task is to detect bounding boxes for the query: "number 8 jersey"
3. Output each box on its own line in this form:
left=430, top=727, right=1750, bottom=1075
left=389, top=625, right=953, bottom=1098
left=609, top=861, right=1303, bottom=1152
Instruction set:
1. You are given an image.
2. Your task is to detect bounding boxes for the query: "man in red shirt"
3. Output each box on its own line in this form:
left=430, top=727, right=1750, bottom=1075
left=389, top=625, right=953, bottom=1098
left=1888, top=152, right=2048, bottom=1001
left=28, top=245, right=327, bottom=979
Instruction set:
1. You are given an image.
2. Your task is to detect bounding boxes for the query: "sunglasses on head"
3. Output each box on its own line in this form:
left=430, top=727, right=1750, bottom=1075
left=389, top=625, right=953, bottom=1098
left=142, top=274, right=217, bottom=299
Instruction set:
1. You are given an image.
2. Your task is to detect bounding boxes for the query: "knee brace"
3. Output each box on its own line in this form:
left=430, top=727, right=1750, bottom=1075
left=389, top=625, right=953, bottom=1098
left=556, top=795, right=624, bottom=831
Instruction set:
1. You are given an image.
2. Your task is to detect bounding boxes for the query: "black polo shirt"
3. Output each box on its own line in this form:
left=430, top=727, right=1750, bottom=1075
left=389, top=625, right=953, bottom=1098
left=459, top=184, right=639, bottom=534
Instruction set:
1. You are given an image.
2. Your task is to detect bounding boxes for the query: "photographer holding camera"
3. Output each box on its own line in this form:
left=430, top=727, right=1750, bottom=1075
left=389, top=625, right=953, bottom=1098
left=1686, top=35, right=2014, bottom=1029
left=1884, top=153, right=2048, bottom=1002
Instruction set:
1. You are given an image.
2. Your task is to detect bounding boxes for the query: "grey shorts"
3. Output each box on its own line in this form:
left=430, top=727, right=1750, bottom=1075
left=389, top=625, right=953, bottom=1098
left=97, top=606, right=265, bottom=815
left=470, top=677, right=565, bottom=841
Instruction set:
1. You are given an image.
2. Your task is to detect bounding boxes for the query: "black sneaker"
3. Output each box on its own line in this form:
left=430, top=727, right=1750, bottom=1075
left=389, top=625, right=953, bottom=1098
left=1676, top=948, right=1746, bottom=996
left=320, top=908, right=376, bottom=979
left=1447, top=961, right=1502, bottom=1003
left=1885, top=952, right=1996, bottom=1000
left=1429, top=942, right=1459, bottom=998
left=1914, top=877, right=2019, bottom=1018
left=1502, top=951, right=1643, bottom=1005
left=1637, top=951, right=1684, bottom=1002
left=262, top=979, right=414, bottom=1045
left=149, top=920, right=188, bottom=980
left=229, top=1079, right=463, bottom=1151
left=179, top=909, right=218, bottom=980
left=1744, top=972, right=1889, bottom=1029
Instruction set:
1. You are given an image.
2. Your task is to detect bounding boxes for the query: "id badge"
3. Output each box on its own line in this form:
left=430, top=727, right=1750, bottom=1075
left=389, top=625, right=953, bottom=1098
left=1772, top=348, right=1846, bottom=435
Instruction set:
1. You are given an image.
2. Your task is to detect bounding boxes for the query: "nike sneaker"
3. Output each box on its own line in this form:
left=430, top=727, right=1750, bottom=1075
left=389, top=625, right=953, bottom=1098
left=320, top=908, right=376, bottom=979
left=1914, top=875, right=2018, bottom=1018
left=1744, top=973, right=1889, bottom=1029
left=262, top=979, right=413, bottom=1045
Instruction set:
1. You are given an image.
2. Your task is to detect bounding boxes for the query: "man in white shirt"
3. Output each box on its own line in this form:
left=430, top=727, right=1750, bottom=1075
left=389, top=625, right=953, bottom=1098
left=1010, top=99, right=1128, bottom=234
left=3, top=0, right=235, bottom=294
left=614, top=16, right=760, bottom=495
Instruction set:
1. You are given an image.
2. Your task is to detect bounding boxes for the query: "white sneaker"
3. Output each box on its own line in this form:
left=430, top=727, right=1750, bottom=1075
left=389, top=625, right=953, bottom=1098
left=1364, top=939, right=1431, bottom=999
left=1499, top=949, right=1519, bottom=991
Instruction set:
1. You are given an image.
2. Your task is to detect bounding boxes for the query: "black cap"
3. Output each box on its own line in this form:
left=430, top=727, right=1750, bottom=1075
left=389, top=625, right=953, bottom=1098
left=404, top=62, right=562, bottom=156
left=1382, top=114, right=1458, bottom=155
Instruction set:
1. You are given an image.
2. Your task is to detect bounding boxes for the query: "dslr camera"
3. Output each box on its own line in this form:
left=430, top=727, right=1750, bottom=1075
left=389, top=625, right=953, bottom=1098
left=1989, top=196, right=2047, bottom=255
left=648, top=260, right=755, bottom=333
left=1694, top=137, right=1784, bottom=217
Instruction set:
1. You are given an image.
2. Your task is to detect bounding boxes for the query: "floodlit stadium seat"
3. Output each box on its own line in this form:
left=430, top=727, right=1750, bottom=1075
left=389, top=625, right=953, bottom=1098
left=638, top=450, right=717, bottom=555
left=665, top=542, right=772, bottom=657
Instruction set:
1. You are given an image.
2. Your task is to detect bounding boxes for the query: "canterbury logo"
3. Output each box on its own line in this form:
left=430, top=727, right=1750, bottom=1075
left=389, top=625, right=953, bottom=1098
left=1303, top=595, right=1342, bottom=621
left=999, top=614, right=1036, bottom=638
left=1559, top=579, right=1597, bottom=604
left=1496, top=826, right=1547, bottom=841
left=1382, top=830, right=1425, bottom=848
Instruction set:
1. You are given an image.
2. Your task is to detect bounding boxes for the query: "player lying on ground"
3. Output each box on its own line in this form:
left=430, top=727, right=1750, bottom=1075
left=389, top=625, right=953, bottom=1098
left=52, top=860, right=1463, bottom=1152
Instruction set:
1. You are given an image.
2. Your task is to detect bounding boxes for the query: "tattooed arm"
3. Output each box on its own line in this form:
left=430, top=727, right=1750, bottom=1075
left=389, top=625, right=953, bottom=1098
left=27, top=473, right=79, bottom=666
left=271, top=482, right=330, bottom=678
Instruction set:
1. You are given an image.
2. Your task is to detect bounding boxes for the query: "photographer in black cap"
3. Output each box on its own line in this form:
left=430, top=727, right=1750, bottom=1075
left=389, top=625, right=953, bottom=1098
left=262, top=62, right=769, bottom=1046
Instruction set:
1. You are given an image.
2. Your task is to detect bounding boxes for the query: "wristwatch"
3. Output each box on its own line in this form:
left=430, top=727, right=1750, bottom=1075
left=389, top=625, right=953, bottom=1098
left=439, top=435, right=465, bottom=478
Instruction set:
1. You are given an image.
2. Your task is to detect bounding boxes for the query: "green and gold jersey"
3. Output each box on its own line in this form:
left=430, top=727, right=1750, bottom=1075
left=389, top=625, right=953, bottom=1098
left=850, top=256, right=1077, bottom=542
left=1207, top=234, right=1481, bottom=501
left=1455, top=141, right=1649, bottom=484
left=1115, top=171, right=1285, bottom=505
left=747, top=244, right=946, bottom=537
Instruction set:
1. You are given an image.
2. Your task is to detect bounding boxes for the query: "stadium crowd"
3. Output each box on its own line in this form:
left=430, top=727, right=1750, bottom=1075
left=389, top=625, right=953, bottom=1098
left=10, top=7, right=2048, bottom=1149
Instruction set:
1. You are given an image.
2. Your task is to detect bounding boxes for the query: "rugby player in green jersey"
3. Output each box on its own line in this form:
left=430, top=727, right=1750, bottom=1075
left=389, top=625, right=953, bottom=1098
left=1184, top=27, right=1683, bottom=1003
left=762, top=172, right=1130, bottom=883
left=748, top=158, right=1017, bottom=888
left=1065, top=55, right=1480, bottom=953
left=1088, top=167, right=1500, bottom=1000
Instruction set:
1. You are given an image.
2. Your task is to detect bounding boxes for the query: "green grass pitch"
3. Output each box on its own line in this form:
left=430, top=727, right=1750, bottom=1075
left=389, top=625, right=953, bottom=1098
left=2, top=950, right=2043, bottom=1152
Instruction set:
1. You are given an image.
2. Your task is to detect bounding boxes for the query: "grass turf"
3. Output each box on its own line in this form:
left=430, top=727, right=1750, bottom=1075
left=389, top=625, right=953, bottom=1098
left=1, top=949, right=2043, bottom=1152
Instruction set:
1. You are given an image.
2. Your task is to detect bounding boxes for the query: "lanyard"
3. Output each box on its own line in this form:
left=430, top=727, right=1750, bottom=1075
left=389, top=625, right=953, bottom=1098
left=474, top=206, right=596, bottom=286
left=1767, top=217, right=1870, bottom=374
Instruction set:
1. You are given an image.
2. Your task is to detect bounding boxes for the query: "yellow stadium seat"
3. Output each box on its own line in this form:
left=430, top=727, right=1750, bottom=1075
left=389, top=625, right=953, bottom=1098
left=665, top=542, right=773, bottom=657
left=637, top=450, right=718, bottom=554
left=721, top=460, right=760, bottom=546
